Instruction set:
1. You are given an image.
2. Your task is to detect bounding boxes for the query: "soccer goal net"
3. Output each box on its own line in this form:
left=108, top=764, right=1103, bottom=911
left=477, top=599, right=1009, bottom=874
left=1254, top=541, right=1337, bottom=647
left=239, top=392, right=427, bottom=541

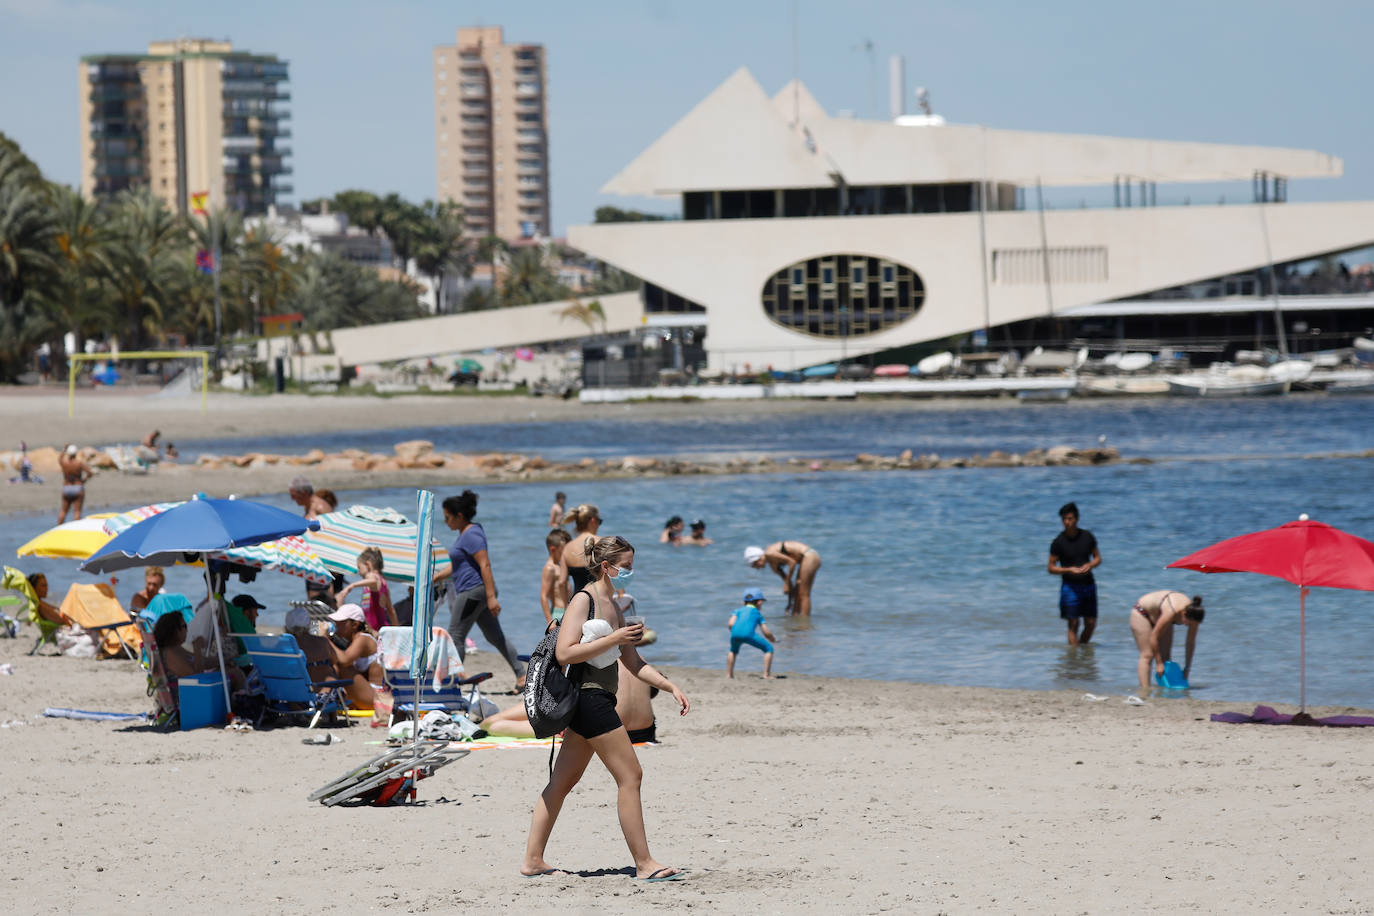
left=66, top=350, right=209, bottom=418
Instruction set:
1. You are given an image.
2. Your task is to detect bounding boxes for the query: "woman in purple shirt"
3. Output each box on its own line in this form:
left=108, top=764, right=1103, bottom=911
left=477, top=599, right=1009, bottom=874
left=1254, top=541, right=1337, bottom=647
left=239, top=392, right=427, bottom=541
left=432, top=489, right=526, bottom=689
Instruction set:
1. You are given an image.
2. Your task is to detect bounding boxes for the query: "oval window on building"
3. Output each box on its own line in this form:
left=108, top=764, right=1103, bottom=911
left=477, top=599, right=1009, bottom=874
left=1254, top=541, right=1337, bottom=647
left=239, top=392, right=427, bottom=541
left=761, top=254, right=925, bottom=338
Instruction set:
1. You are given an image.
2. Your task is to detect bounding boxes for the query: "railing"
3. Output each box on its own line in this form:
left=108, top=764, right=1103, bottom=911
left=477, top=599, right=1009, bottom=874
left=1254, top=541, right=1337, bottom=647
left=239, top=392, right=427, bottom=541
left=222, top=135, right=259, bottom=152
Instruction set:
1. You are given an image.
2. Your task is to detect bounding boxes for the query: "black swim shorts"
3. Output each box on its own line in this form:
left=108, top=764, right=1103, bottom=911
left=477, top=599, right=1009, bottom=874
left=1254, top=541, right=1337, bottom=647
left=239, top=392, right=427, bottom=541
left=568, top=688, right=622, bottom=740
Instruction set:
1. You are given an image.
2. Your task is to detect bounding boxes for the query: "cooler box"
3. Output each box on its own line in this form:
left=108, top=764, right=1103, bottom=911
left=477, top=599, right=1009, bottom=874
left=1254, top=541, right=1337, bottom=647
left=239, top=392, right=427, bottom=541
left=179, top=673, right=228, bottom=730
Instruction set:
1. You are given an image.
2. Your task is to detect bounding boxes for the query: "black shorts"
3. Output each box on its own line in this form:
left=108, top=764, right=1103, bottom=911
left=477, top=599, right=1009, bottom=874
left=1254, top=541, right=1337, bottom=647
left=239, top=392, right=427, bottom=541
left=568, top=688, right=622, bottom=740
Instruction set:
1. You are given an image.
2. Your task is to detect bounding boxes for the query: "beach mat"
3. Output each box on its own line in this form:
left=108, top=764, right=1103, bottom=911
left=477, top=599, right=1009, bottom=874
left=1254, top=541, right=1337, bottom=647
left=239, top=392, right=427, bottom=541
left=454, top=735, right=658, bottom=752
left=44, top=708, right=147, bottom=722
left=1211, top=705, right=1374, bottom=727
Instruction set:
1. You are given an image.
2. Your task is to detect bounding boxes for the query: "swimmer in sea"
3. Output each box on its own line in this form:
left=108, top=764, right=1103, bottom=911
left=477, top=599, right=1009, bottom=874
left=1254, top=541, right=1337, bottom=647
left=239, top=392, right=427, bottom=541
left=659, top=516, right=684, bottom=545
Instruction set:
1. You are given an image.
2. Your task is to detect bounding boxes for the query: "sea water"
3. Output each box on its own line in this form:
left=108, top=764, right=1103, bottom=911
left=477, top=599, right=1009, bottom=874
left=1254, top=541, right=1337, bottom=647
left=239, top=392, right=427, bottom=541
left=6, top=396, right=1374, bottom=708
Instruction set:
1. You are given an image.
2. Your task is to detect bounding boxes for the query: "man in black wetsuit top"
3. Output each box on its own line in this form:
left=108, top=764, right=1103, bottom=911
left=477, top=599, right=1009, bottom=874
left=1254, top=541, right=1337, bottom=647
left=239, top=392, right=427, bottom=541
left=1047, top=501, right=1101, bottom=646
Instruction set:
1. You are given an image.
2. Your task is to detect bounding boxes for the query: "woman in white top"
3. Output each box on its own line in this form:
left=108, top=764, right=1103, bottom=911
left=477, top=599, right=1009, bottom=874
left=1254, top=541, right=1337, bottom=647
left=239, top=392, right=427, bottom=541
left=319, top=603, right=383, bottom=708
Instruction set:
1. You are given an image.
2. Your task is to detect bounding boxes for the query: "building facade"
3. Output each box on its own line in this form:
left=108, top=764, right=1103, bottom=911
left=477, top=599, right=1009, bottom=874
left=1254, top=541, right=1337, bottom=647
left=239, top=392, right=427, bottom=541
left=79, top=39, right=291, bottom=215
left=433, top=26, right=550, bottom=240
left=571, top=69, right=1374, bottom=372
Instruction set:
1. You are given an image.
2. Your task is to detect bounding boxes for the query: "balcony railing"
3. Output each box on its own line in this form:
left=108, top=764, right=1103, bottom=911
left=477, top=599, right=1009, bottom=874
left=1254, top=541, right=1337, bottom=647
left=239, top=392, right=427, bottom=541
left=222, top=135, right=259, bottom=152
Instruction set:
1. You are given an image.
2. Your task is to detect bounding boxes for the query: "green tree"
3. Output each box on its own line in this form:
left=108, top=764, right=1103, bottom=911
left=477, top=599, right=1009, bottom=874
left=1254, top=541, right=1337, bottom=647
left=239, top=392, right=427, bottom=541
left=103, top=189, right=190, bottom=347
left=39, top=184, right=117, bottom=364
left=501, top=245, right=569, bottom=307
left=330, top=189, right=384, bottom=236
left=594, top=205, right=669, bottom=223
left=474, top=233, right=509, bottom=305
left=413, top=200, right=469, bottom=313
left=377, top=192, right=427, bottom=271
left=0, top=134, right=59, bottom=380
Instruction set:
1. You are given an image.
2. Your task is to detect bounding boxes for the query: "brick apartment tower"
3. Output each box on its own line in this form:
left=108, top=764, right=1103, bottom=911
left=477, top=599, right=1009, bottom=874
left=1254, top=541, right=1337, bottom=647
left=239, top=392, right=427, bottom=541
left=79, top=38, right=291, bottom=216
left=434, top=26, right=551, bottom=240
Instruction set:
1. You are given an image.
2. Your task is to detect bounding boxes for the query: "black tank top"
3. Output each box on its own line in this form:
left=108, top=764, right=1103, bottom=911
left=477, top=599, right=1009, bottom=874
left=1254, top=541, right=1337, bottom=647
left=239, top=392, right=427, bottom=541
left=568, top=565, right=593, bottom=592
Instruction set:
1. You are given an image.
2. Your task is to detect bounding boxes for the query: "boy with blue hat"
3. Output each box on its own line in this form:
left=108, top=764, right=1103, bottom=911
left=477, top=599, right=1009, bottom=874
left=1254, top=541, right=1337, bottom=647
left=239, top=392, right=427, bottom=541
left=727, top=587, right=776, bottom=679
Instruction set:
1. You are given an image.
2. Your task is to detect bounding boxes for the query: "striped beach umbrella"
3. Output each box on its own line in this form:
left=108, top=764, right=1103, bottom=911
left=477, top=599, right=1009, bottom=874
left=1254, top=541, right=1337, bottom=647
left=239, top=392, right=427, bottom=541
left=305, top=505, right=451, bottom=585
left=411, top=490, right=437, bottom=679
left=16, top=514, right=117, bottom=560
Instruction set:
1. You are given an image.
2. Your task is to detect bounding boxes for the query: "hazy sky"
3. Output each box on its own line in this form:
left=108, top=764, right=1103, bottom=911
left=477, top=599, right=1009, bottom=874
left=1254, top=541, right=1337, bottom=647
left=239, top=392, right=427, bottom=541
left=2, top=0, right=1372, bottom=234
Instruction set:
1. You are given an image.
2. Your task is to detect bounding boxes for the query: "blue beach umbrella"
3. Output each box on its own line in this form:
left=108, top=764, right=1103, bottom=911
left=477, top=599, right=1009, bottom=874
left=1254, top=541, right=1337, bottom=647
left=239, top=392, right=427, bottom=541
left=83, top=496, right=319, bottom=574
left=82, top=495, right=319, bottom=718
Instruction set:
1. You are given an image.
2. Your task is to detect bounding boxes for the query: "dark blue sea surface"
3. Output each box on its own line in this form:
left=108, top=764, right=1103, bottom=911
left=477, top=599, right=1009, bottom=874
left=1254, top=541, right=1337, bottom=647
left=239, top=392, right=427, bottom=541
left=6, top=396, right=1374, bottom=708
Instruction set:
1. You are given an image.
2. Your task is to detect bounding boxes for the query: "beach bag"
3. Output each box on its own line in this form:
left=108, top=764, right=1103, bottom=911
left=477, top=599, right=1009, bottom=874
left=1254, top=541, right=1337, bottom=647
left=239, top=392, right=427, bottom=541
left=523, top=588, right=595, bottom=740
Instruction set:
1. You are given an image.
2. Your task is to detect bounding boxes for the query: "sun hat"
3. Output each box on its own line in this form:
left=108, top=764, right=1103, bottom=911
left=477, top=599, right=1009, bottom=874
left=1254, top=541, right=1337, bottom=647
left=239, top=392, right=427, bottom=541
left=284, top=607, right=310, bottom=630
left=743, top=588, right=766, bottom=603
left=328, top=603, right=365, bottom=623
left=230, top=594, right=266, bottom=612
left=744, top=546, right=765, bottom=564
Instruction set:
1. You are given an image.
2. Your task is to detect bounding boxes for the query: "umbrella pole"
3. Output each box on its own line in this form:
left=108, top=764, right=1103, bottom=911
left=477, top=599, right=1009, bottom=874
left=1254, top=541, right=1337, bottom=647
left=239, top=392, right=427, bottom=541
left=202, top=559, right=233, bottom=719
left=1299, top=586, right=1308, bottom=713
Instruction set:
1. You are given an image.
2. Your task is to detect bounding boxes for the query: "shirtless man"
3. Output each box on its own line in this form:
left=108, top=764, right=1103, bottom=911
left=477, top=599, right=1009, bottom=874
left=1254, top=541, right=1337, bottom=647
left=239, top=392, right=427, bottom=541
left=58, top=445, right=91, bottom=523
left=288, top=477, right=314, bottom=513
left=539, top=528, right=572, bottom=625
left=745, top=540, right=822, bottom=615
left=130, top=566, right=165, bottom=613
left=548, top=491, right=566, bottom=528
left=1129, top=590, right=1205, bottom=691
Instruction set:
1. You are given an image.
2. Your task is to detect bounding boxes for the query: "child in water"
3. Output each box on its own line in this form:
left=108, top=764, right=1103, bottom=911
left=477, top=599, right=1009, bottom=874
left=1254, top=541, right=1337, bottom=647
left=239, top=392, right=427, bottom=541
left=726, top=588, right=775, bottom=679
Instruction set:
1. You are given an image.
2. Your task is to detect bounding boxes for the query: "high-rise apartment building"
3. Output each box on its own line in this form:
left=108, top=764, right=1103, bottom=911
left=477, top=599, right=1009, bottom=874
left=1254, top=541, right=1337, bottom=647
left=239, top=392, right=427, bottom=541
left=79, top=39, right=291, bottom=215
left=434, top=26, right=550, bottom=240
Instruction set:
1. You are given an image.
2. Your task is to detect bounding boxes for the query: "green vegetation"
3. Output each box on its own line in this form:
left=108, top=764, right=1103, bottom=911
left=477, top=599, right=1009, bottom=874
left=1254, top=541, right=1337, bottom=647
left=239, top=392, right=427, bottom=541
left=0, top=132, right=427, bottom=382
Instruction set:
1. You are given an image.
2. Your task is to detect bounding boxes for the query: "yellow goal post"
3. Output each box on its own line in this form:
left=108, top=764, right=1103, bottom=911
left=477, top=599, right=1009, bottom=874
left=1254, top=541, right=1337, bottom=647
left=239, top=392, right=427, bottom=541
left=67, top=350, right=209, bottom=418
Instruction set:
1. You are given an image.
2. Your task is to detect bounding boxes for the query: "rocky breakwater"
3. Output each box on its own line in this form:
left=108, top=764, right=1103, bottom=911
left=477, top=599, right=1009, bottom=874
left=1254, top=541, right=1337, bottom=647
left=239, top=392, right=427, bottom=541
left=185, top=441, right=1132, bottom=485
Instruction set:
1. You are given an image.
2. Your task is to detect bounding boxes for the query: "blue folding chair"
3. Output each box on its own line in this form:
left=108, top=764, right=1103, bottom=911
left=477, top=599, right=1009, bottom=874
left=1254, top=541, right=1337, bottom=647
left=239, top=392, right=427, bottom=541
left=241, top=633, right=353, bottom=729
left=384, top=668, right=494, bottom=724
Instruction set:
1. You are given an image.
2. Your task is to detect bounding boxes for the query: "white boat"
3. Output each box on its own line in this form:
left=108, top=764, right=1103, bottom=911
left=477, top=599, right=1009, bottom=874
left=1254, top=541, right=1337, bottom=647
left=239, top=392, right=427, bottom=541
left=1078, top=377, right=1170, bottom=397
left=1115, top=352, right=1154, bottom=372
left=1167, top=376, right=1289, bottom=398
left=916, top=351, right=957, bottom=376
left=1265, top=360, right=1313, bottom=384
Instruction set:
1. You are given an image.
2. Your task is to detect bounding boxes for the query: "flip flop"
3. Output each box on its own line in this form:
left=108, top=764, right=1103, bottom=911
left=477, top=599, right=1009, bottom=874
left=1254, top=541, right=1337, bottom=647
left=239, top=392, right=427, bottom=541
left=1124, top=695, right=1147, bottom=706
left=521, top=868, right=567, bottom=879
left=636, top=867, right=687, bottom=883
left=1082, top=693, right=1110, bottom=702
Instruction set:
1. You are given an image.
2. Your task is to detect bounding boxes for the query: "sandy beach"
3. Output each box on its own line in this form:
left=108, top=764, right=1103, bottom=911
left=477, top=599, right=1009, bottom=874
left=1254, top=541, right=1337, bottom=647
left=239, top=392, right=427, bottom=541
left=2, top=639, right=1371, bottom=914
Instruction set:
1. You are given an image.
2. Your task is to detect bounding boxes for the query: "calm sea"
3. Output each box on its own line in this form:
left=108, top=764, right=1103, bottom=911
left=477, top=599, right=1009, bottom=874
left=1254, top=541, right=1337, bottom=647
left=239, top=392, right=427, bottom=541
left=6, top=395, right=1374, bottom=709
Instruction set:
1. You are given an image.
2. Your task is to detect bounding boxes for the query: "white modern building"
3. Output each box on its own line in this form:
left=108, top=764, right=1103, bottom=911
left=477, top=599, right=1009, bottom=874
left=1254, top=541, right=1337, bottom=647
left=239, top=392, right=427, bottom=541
left=570, top=68, right=1374, bottom=372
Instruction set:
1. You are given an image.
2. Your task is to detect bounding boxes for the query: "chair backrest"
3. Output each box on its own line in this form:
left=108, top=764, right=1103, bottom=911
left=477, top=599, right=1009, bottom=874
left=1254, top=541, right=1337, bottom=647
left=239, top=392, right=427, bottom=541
left=384, top=668, right=469, bottom=710
left=137, top=617, right=178, bottom=719
left=240, top=633, right=322, bottom=704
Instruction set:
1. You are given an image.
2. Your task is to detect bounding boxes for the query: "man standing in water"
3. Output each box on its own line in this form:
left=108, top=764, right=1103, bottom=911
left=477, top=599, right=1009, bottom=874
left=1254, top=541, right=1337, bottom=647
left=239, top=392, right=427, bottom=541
left=1048, top=502, right=1101, bottom=645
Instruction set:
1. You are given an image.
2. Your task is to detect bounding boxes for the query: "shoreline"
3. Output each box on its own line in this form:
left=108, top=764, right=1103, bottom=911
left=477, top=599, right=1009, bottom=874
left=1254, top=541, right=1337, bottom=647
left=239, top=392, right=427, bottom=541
left=3, top=644, right=1371, bottom=912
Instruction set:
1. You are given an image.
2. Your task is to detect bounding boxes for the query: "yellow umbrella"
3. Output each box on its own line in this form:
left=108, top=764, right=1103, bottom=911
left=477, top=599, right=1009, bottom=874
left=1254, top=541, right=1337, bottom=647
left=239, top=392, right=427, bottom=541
left=16, top=514, right=117, bottom=560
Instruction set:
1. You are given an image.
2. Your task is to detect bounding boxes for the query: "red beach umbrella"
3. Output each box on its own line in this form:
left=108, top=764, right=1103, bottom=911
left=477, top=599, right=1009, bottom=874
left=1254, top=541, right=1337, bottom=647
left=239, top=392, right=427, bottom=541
left=1167, top=515, right=1374, bottom=711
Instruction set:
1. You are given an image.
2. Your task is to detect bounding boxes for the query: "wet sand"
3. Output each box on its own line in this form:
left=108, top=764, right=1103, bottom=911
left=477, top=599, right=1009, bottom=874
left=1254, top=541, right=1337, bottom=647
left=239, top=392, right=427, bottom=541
left=0, top=642, right=1369, bottom=914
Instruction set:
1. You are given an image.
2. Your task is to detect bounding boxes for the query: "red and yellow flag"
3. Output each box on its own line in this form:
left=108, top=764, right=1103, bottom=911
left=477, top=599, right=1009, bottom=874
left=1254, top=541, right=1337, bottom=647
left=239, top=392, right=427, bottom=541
left=190, top=191, right=209, bottom=215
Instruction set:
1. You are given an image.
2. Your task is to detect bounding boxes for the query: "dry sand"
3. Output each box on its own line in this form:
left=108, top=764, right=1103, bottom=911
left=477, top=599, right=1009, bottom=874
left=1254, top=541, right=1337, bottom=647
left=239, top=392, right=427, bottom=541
left=2, top=640, right=1371, bottom=914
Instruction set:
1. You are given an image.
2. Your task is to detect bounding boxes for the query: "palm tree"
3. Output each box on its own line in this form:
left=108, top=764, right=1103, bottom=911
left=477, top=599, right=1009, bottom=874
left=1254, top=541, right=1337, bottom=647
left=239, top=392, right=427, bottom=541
left=39, top=184, right=117, bottom=365
left=475, top=233, right=509, bottom=304
left=559, top=296, right=608, bottom=335
left=413, top=200, right=468, bottom=313
left=331, top=189, right=383, bottom=236
left=103, top=189, right=190, bottom=348
left=378, top=192, right=426, bottom=272
left=0, top=134, right=59, bottom=380
left=502, top=245, right=569, bottom=307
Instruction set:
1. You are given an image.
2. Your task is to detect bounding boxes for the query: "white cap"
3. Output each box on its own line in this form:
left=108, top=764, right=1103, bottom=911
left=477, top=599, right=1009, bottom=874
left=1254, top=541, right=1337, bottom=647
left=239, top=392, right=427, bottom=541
left=65, top=445, right=78, bottom=457
left=284, top=607, right=310, bottom=630
left=328, top=603, right=365, bottom=624
left=744, top=546, right=765, bottom=564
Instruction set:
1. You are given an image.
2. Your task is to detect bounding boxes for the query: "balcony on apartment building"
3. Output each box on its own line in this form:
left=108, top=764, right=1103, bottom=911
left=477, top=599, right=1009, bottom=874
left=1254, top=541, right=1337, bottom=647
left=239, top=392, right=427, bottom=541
left=222, top=60, right=289, bottom=81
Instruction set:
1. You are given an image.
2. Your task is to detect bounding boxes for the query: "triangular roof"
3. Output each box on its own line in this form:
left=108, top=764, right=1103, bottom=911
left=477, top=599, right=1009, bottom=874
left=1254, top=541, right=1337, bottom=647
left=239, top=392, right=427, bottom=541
left=600, top=67, right=833, bottom=195
left=770, top=79, right=827, bottom=124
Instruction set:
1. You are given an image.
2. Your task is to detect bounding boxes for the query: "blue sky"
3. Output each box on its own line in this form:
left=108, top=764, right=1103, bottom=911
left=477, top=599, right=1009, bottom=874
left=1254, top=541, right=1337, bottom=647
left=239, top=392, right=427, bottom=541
left=2, top=0, right=1371, bottom=234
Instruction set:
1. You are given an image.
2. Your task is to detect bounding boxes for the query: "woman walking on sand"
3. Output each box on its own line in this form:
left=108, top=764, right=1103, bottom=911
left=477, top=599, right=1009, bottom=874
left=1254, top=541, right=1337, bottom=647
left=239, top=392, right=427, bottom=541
left=745, top=539, right=822, bottom=615
left=433, top=490, right=527, bottom=690
left=520, top=535, right=690, bottom=881
left=561, top=503, right=603, bottom=593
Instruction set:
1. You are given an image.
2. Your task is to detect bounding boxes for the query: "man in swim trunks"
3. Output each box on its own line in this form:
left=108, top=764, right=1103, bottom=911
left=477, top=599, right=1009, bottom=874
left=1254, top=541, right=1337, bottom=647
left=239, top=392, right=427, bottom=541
left=58, top=445, right=91, bottom=523
left=1048, top=501, right=1101, bottom=646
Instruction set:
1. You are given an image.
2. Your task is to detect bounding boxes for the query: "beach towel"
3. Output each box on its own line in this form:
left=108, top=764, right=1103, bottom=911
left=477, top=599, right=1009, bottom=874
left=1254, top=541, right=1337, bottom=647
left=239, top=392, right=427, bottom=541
left=58, top=583, right=140, bottom=658
left=43, top=708, right=147, bottom=722
left=1210, top=705, right=1374, bottom=727
left=376, top=626, right=463, bottom=690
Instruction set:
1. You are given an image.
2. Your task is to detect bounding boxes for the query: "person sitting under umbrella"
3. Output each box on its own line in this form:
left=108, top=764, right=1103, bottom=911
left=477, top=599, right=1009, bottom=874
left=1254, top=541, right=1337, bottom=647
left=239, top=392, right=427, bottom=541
left=317, top=603, right=383, bottom=709
left=1128, top=590, right=1204, bottom=692
left=153, top=611, right=246, bottom=690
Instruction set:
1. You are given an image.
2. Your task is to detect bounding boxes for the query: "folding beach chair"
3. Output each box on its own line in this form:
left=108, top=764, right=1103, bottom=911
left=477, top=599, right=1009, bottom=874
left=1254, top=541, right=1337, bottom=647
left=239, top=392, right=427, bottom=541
left=375, top=625, right=493, bottom=725
left=240, top=633, right=353, bottom=729
left=136, top=616, right=179, bottom=730
left=58, top=583, right=140, bottom=659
